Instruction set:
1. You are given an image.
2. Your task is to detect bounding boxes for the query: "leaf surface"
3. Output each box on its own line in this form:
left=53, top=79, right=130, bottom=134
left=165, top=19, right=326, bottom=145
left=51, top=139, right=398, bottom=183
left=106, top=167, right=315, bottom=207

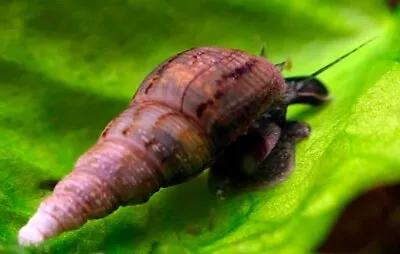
left=0, top=0, right=399, bottom=253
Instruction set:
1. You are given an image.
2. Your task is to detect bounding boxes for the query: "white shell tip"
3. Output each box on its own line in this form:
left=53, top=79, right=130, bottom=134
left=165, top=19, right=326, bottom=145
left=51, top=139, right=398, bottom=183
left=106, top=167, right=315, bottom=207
left=18, top=225, right=45, bottom=246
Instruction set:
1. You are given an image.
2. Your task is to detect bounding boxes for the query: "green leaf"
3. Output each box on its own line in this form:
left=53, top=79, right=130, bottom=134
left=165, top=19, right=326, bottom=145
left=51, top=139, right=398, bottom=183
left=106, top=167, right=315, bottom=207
left=0, top=0, right=399, bottom=253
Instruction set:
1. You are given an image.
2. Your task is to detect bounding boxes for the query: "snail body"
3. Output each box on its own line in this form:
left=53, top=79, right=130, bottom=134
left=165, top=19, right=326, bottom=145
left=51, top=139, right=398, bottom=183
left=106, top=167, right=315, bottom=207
left=18, top=39, right=373, bottom=245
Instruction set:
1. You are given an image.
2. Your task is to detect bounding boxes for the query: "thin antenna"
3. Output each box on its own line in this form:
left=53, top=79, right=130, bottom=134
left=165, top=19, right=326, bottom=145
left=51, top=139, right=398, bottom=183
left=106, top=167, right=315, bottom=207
left=259, top=43, right=267, bottom=58
left=309, top=37, right=377, bottom=78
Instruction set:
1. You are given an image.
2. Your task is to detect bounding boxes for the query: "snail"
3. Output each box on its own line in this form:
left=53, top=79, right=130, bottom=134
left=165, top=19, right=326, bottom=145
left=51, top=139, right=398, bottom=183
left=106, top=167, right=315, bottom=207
left=18, top=39, right=373, bottom=246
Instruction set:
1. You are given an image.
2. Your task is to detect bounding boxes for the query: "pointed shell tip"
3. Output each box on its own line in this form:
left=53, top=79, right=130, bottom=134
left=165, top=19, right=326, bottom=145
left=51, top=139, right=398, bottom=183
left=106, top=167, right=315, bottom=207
left=18, top=224, right=45, bottom=247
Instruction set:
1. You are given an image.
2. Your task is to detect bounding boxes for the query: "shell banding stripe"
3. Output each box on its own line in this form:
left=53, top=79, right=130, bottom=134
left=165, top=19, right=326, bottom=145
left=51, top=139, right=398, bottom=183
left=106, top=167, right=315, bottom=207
left=140, top=47, right=195, bottom=95
left=194, top=57, right=259, bottom=119
left=191, top=52, right=245, bottom=118
left=102, top=103, right=215, bottom=186
left=179, top=49, right=239, bottom=113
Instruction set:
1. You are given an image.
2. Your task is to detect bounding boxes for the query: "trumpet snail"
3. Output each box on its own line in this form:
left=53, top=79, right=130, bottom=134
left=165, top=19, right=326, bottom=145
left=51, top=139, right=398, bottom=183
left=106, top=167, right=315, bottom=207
left=18, top=40, right=373, bottom=246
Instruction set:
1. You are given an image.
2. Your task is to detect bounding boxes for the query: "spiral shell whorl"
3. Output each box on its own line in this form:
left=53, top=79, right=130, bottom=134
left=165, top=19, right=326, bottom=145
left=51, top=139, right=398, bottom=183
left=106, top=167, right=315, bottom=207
left=18, top=103, right=215, bottom=246
left=18, top=137, right=160, bottom=245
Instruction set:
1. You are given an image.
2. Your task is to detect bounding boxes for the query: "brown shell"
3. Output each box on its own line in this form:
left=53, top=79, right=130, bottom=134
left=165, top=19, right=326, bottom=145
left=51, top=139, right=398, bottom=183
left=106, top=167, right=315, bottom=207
left=133, top=47, right=285, bottom=147
left=17, top=47, right=285, bottom=246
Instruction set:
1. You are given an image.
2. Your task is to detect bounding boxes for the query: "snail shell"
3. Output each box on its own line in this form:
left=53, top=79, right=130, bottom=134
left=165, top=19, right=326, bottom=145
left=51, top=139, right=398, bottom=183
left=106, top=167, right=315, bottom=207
left=18, top=47, right=285, bottom=246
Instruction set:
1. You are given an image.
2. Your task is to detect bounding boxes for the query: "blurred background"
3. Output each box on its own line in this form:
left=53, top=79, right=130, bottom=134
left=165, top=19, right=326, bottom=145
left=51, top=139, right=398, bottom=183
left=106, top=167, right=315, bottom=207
left=0, top=0, right=399, bottom=253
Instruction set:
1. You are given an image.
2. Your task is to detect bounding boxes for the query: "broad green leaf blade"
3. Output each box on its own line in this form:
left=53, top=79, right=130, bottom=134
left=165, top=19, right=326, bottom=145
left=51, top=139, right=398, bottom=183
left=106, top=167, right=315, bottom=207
left=0, top=0, right=399, bottom=253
